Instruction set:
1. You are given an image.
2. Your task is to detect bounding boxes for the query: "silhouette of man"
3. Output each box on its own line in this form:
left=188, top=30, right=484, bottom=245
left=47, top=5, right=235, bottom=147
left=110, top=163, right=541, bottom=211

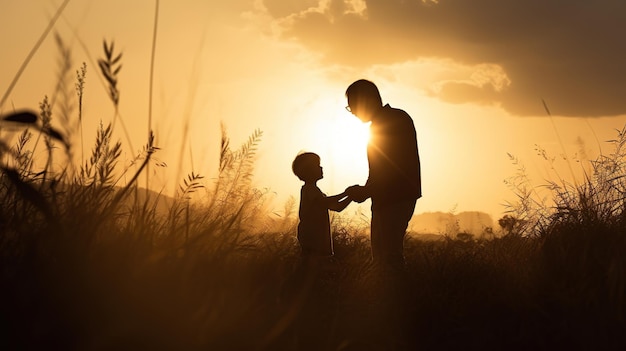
left=344, top=79, right=421, bottom=271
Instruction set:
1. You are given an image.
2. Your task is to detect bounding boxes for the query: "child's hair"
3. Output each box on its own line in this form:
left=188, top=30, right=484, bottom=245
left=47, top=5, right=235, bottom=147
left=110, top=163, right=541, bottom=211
left=292, top=152, right=320, bottom=181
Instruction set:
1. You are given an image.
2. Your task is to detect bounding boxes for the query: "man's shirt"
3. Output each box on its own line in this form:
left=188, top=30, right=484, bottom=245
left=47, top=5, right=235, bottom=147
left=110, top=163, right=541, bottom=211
left=366, top=104, right=422, bottom=208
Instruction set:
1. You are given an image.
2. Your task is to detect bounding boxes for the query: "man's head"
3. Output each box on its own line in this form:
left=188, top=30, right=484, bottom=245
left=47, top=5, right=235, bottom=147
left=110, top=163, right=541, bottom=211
left=292, top=152, right=323, bottom=182
left=345, top=79, right=383, bottom=122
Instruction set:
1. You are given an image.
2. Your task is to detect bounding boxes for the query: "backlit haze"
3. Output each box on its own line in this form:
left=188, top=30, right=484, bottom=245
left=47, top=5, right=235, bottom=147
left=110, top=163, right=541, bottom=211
left=2, top=0, right=626, bottom=222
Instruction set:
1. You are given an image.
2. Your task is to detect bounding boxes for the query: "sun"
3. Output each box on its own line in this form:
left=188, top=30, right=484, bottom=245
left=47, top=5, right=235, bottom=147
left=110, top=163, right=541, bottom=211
left=325, top=113, right=371, bottom=159
left=308, top=108, right=371, bottom=190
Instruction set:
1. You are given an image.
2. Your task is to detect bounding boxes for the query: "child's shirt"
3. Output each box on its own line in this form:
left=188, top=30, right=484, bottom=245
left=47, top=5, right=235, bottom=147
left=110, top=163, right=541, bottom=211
left=297, top=183, right=333, bottom=256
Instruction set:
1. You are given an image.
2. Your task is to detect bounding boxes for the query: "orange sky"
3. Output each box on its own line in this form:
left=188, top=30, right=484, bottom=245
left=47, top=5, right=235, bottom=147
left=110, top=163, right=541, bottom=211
left=2, top=0, right=626, bottom=220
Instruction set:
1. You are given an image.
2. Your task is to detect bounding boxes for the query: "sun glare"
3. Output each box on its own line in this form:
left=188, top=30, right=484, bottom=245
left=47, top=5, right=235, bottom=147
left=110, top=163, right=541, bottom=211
left=307, top=106, right=371, bottom=189
left=327, top=114, right=371, bottom=155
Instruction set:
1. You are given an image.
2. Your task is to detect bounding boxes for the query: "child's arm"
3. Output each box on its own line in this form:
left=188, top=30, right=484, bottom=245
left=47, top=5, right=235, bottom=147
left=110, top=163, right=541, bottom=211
left=324, top=192, right=352, bottom=212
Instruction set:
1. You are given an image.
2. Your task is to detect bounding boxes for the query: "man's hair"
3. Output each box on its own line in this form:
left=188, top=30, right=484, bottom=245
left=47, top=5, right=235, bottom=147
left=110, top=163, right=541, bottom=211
left=292, top=152, right=320, bottom=181
left=345, top=79, right=382, bottom=106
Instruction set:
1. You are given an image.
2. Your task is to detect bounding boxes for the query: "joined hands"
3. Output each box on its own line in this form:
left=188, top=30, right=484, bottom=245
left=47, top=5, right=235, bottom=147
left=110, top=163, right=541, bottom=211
left=345, top=185, right=369, bottom=203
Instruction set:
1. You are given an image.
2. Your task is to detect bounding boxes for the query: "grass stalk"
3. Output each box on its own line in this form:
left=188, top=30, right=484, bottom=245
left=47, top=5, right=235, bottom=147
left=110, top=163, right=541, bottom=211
left=0, top=0, right=71, bottom=110
left=146, top=0, right=160, bottom=192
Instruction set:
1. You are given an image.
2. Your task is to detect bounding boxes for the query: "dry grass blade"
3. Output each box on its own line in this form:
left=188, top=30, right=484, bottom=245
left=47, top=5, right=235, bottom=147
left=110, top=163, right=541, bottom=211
left=2, top=166, right=56, bottom=226
left=0, top=0, right=70, bottom=109
left=179, top=172, right=205, bottom=199
left=106, top=130, right=158, bottom=212
left=98, top=40, right=122, bottom=107
left=76, top=62, right=87, bottom=163
left=1, top=110, right=38, bottom=124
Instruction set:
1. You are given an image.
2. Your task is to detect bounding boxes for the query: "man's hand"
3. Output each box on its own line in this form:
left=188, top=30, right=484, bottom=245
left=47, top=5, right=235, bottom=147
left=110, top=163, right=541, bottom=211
left=345, top=185, right=369, bottom=203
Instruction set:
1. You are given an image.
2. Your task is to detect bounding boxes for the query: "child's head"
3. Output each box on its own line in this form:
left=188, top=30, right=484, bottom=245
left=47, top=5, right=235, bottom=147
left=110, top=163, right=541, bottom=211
left=292, top=152, right=322, bottom=182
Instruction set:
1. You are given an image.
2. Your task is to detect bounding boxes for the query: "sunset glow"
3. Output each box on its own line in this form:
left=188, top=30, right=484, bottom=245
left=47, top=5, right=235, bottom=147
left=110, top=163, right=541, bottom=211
left=3, top=3, right=626, bottom=349
left=310, top=110, right=371, bottom=181
left=1, top=0, right=626, bottom=220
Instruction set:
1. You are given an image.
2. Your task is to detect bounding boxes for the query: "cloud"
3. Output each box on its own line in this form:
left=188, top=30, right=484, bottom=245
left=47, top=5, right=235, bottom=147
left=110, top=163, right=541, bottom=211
left=258, top=0, right=626, bottom=117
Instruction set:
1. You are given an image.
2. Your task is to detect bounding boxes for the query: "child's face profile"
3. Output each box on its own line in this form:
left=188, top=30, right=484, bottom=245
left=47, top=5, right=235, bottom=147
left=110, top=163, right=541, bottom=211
left=309, top=162, right=323, bottom=181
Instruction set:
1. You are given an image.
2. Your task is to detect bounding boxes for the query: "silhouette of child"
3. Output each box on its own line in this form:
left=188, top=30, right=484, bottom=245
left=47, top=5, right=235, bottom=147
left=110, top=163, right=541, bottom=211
left=292, top=152, right=352, bottom=259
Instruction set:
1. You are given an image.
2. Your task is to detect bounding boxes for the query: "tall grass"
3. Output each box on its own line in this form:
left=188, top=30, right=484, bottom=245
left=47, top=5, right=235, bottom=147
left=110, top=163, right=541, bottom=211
left=1, top=33, right=625, bottom=350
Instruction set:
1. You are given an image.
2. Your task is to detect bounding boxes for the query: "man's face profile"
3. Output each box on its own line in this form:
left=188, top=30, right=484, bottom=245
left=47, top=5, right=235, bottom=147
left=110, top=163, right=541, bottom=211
left=347, top=96, right=371, bottom=123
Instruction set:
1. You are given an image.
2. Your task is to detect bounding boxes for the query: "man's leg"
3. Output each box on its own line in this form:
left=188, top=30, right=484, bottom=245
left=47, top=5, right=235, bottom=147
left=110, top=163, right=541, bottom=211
left=370, top=207, right=384, bottom=265
left=372, top=200, right=416, bottom=270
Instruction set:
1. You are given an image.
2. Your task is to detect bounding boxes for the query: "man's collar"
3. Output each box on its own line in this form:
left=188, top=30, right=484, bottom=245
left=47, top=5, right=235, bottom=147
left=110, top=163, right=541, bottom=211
left=372, top=104, right=390, bottom=122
